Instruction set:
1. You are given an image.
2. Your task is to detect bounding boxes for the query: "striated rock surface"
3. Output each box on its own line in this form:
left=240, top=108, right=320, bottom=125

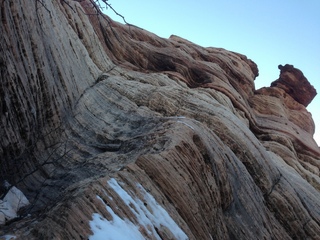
left=0, top=0, right=320, bottom=239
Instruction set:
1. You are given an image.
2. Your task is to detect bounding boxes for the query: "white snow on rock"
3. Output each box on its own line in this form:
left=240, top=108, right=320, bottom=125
left=90, top=209, right=145, bottom=240
left=0, top=186, right=30, bottom=225
left=89, top=178, right=188, bottom=240
left=0, top=234, right=17, bottom=240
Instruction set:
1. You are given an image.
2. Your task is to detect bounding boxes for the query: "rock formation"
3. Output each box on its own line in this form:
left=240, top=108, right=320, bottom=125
left=271, top=64, right=317, bottom=107
left=0, top=0, right=319, bottom=239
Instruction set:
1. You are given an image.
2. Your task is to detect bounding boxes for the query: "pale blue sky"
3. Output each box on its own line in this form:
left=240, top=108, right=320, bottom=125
left=104, top=1, right=320, bottom=145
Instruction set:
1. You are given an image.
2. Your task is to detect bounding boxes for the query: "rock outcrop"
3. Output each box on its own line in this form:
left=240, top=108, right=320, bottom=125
left=271, top=64, right=317, bottom=107
left=0, top=0, right=319, bottom=239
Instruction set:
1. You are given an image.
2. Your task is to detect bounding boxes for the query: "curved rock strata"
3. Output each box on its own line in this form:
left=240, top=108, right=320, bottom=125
left=0, top=0, right=320, bottom=239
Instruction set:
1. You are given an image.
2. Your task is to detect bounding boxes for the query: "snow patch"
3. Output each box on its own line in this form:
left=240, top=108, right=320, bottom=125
left=89, top=209, right=144, bottom=240
left=89, top=178, right=188, bottom=240
left=0, top=186, right=29, bottom=225
left=177, top=120, right=194, bottom=130
left=135, top=183, right=188, bottom=239
left=0, top=235, right=16, bottom=240
left=166, top=116, right=186, bottom=119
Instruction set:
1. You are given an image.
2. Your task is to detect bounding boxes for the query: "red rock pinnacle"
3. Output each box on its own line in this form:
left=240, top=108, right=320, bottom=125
left=271, top=64, right=317, bottom=107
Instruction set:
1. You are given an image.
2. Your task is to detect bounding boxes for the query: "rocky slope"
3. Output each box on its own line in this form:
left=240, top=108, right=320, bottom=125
left=0, top=0, right=319, bottom=239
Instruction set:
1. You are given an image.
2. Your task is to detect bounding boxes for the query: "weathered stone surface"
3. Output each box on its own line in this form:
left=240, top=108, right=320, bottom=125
left=0, top=0, right=320, bottom=239
left=271, top=64, right=317, bottom=107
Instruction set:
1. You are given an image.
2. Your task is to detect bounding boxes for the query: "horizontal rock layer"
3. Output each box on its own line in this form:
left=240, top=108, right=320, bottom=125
left=0, top=0, right=319, bottom=239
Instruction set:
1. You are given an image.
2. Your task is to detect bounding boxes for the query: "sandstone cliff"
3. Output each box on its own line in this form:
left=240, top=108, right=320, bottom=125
left=0, top=1, right=320, bottom=239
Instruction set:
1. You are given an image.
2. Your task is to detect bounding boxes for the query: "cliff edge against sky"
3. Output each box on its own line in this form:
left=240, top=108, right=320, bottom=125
left=0, top=1, right=319, bottom=239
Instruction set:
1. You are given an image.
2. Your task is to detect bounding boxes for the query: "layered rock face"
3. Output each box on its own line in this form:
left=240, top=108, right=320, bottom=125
left=0, top=0, right=319, bottom=239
